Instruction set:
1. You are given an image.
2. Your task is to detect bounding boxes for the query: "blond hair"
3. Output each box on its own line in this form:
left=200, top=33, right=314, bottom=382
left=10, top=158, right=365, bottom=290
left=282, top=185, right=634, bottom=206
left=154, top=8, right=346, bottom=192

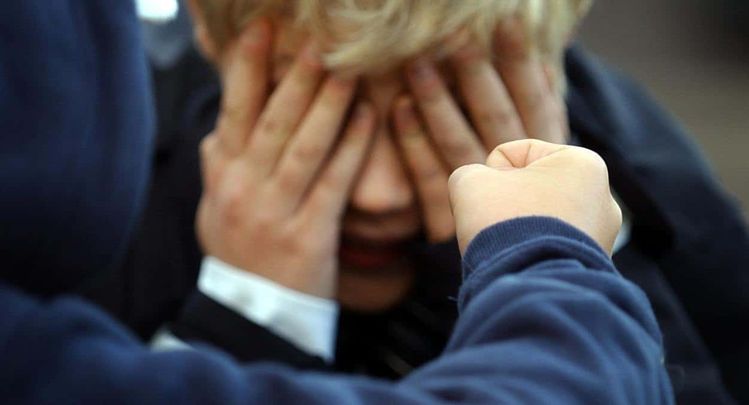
left=195, top=0, right=591, bottom=75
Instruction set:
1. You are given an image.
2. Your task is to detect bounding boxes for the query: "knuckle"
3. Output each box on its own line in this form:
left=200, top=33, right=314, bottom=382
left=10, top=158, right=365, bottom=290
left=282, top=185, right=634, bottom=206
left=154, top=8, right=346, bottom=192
left=570, top=148, right=612, bottom=188
left=489, top=142, right=511, bottom=157
left=475, top=108, right=517, bottom=132
left=199, top=135, right=221, bottom=186
left=280, top=84, right=310, bottom=106
left=199, top=134, right=220, bottom=159
left=486, top=143, right=514, bottom=167
left=524, top=90, right=546, bottom=115
left=292, top=143, right=326, bottom=163
left=524, top=138, right=548, bottom=149
left=253, top=204, right=279, bottom=231
left=256, top=115, right=284, bottom=137
left=577, top=148, right=609, bottom=173
left=218, top=102, right=245, bottom=128
left=448, top=164, right=484, bottom=190
left=216, top=184, right=247, bottom=226
left=319, top=171, right=347, bottom=194
left=275, top=172, right=302, bottom=195
left=285, top=225, right=322, bottom=257
left=441, top=136, right=480, bottom=165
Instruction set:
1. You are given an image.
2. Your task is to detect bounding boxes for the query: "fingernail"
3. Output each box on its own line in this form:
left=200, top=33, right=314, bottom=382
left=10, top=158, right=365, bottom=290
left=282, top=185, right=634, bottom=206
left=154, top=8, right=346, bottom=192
left=408, top=58, right=437, bottom=82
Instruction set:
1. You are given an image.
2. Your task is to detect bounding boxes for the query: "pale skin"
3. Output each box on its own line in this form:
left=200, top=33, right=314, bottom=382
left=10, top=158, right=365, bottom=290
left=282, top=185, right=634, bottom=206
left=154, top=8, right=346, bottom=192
left=192, top=14, right=618, bottom=304
left=450, top=139, right=622, bottom=257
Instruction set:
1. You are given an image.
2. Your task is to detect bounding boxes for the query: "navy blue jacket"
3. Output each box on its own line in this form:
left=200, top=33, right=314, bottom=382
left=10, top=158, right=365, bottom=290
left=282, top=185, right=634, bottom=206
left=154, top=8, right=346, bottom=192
left=0, top=1, right=674, bottom=403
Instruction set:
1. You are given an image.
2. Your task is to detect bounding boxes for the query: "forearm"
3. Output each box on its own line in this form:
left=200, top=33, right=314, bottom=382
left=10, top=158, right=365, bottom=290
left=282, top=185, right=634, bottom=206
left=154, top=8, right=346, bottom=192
left=416, top=217, right=672, bottom=403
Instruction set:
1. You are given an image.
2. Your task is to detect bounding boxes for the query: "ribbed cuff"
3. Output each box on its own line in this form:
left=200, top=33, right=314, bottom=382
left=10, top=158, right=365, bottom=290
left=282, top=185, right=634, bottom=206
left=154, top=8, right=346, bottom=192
left=463, top=216, right=609, bottom=278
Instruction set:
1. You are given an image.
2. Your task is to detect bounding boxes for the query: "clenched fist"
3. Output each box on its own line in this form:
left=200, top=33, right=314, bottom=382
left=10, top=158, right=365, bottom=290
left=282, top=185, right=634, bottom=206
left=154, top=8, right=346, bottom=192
left=449, top=139, right=622, bottom=255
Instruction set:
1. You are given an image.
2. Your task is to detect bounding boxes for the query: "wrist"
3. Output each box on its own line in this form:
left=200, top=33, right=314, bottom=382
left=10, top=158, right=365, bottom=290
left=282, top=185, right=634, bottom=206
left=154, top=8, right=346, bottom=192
left=199, top=256, right=340, bottom=360
left=208, top=251, right=337, bottom=299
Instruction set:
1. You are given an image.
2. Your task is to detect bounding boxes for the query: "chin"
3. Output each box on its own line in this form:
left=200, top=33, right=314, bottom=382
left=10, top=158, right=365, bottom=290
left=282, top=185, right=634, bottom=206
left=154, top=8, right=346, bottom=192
left=336, top=260, right=416, bottom=313
left=336, top=218, right=421, bottom=312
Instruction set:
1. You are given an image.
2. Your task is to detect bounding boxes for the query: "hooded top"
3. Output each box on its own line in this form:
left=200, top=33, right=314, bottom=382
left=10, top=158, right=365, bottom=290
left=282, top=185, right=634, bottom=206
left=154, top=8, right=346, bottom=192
left=0, top=0, right=154, bottom=296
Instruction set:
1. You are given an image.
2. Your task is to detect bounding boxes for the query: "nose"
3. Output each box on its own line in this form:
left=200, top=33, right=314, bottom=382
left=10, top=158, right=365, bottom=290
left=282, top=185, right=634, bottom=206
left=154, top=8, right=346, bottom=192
left=349, top=129, right=415, bottom=216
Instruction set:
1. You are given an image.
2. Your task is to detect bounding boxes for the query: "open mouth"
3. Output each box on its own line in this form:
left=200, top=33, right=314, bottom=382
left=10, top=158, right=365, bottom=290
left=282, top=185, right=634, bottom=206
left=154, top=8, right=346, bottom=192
left=338, top=235, right=412, bottom=269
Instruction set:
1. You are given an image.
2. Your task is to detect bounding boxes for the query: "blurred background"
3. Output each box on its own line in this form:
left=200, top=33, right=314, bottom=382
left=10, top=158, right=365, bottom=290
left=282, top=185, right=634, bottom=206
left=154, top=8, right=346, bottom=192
left=579, top=0, right=749, bottom=214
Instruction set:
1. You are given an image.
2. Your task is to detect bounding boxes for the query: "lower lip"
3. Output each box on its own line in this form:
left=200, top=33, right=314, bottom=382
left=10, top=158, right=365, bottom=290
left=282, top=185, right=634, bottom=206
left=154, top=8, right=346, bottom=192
left=338, top=243, right=405, bottom=269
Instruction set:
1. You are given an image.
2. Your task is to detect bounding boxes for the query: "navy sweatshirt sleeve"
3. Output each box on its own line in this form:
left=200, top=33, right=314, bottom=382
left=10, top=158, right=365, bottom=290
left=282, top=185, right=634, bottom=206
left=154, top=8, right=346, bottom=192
left=0, top=217, right=673, bottom=404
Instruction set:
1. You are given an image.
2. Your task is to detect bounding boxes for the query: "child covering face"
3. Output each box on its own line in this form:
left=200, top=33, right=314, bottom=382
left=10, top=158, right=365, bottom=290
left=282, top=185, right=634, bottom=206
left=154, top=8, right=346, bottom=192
left=188, top=0, right=588, bottom=311
left=71, top=1, right=745, bottom=400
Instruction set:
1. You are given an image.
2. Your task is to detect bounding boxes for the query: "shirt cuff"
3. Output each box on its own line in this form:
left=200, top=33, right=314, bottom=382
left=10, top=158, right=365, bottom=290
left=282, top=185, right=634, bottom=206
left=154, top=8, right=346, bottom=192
left=198, top=257, right=339, bottom=362
left=151, top=329, right=192, bottom=351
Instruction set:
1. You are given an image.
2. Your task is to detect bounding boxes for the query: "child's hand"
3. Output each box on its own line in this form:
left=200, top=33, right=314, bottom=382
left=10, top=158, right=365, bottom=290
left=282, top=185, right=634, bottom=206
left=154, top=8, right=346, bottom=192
left=196, top=20, right=376, bottom=298
left=449, top=140, right=622, bottom=256
left=394, top=21, right=568, bottom=244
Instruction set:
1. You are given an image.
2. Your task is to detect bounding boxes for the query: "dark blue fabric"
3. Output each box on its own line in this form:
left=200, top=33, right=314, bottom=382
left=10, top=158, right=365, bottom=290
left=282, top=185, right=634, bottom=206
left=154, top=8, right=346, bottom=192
left=566, top=48, right=749, bottom=403
left=0, top=0, right=154, bottom=296
left=0, top=218, right=673, bottom=403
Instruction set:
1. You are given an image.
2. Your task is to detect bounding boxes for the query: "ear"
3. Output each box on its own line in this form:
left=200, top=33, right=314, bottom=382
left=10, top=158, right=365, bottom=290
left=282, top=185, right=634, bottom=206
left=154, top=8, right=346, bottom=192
left=185, top=0, right=219, bottom=63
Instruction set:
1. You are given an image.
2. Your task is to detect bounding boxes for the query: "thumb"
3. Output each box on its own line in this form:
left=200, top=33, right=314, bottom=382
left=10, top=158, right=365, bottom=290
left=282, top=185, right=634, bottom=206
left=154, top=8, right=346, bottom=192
left=486, top=139, right=570, bottom=170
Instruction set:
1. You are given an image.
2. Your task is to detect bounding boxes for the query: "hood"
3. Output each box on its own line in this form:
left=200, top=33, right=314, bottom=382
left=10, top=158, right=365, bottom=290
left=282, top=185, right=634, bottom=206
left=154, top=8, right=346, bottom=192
left=0, top=1, right=154, bottom=296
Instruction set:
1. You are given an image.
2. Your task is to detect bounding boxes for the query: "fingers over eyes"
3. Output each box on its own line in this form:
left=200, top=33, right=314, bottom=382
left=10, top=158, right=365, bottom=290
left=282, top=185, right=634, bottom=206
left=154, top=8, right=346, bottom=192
left=246, top=42, right=325, bottom=174
left=405, top=58, right=485, bottom=169
left=272, top=75, right=359, bottom=212
left=450, top=44, right=526, bottom=150
left=216, top=19, right=272, bottom=153
left=493, top=21, right=568, bottom=144
left=303, top=103, right=377, bottom=222
left=393, top=97, right=455, bottom=243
